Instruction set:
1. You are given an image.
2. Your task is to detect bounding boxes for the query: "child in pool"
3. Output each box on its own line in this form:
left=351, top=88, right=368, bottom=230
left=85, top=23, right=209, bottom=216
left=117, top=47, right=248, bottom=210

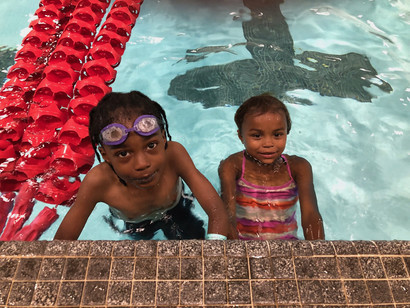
left=54, top=91, right=229, bottom=240
left=218, top=94, right=324, bottom=240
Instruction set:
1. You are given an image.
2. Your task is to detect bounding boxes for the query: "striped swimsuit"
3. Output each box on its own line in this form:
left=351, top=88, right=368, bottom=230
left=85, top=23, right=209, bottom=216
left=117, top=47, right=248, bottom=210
left=236, top=152, right=299, bottom=240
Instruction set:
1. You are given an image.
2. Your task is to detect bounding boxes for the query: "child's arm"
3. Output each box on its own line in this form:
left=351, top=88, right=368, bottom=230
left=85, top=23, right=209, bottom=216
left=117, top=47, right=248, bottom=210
left=54, top=168, right=103, bottom=240
left=170, top=142, right=229, bottom=238
left=218, top=154, right=241, bottom=239
left=292, top=156, right=325, bottom=240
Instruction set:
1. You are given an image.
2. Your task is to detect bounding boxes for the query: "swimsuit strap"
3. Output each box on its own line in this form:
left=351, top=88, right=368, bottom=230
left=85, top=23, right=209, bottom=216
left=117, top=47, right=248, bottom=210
left=282, top=155, right=294, bottom=181
left=240, top=150, right=247, bottom=180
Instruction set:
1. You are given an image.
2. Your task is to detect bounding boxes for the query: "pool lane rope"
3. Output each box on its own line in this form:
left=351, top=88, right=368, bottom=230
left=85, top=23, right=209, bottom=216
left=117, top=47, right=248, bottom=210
left=0, top=0, right=143, bottom=241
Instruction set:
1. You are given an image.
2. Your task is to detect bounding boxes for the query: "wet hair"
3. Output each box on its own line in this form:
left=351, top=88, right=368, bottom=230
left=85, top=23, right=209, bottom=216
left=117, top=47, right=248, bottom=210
left=234, top=93, right=292, bottom=134
left=89, top=91, right=172, bottom=162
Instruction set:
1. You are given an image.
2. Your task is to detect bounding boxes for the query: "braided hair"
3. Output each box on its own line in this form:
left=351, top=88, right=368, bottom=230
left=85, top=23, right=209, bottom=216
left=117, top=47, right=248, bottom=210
left=89, top=91, right=172, bottom=162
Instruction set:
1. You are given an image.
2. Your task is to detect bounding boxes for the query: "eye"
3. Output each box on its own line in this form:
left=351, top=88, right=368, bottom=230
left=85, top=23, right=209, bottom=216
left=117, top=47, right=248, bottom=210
left=251, top=133, right=261, bottom=138
left=147, top=142, right=158, bottom=150
left=116, top=150, right=130, bottom=158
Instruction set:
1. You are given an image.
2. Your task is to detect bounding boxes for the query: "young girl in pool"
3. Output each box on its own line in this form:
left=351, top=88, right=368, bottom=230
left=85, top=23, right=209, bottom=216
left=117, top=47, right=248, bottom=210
left=54, top=91, right=228, bottom=240
left=218, top=94, right=324, bottom=240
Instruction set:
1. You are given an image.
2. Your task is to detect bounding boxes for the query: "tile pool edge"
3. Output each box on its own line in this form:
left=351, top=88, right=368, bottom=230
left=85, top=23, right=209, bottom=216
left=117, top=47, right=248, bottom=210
left=1, top=240, right=409, bottom=306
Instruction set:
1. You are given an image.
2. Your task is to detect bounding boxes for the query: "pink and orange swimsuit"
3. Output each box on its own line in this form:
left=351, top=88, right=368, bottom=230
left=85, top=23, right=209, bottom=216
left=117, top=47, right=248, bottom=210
left=236, top=152, right=299, bottom=240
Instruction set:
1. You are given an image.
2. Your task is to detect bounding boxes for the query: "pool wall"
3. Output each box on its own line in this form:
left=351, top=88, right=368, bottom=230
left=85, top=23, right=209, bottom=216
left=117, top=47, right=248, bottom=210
left=1, top=239, right=409, bottom=307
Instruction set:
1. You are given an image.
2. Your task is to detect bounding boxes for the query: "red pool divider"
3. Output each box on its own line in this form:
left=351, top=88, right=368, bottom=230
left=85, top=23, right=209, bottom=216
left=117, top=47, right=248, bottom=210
left=0, top=0, right=144, bottom=240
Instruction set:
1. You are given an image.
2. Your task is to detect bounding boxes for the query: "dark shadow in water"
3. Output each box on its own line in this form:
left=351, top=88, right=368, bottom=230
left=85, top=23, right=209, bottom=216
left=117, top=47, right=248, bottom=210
left=168, top=0, right=393, bottom=107
left=0, top=46, right=16, bottom=86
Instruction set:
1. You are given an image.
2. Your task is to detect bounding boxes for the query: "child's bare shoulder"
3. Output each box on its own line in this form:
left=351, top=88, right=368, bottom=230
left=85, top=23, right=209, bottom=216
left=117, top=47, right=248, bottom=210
left=82, top=162, right=115, bottom=189
left=286, top=155, right=312, bottom=174
left=219, top=151, right=242, bottom=175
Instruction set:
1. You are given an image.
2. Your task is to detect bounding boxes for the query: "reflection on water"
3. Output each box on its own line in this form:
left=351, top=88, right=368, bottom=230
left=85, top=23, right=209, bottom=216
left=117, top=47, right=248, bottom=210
left=168, top=0, right=392, bottom=107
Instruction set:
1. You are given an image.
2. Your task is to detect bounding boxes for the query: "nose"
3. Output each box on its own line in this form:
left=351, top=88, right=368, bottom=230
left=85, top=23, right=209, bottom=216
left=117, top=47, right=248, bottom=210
left=262, top=136, right=275, bottom=147
left=133, top=152, right=151, bottom=171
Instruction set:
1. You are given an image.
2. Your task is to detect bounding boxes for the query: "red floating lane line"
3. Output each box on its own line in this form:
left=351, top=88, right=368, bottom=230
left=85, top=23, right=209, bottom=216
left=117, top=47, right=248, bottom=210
left=0, top=0, right=145, bottom=241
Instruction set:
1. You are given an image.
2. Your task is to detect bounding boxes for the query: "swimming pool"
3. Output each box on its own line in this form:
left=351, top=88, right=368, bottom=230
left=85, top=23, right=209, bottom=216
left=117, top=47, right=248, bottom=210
left=0, top=0, right=409, bottom=240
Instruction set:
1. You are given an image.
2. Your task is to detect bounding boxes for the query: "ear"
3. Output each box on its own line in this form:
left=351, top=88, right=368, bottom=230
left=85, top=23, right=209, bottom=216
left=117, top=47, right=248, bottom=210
left=98, top=146, right=110, bottom=164
left=237, top=129, right=244, bottom=144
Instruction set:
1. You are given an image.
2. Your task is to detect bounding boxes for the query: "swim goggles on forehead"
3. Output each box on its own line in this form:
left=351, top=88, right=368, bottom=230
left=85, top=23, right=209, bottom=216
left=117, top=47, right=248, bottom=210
left=100, top=115, right=161, bottom=145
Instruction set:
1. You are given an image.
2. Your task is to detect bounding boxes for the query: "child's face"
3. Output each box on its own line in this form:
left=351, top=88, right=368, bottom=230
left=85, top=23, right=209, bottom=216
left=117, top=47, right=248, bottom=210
left=238, top=111, right=288, bottom=164
left=99, top=118, right=167, bottom=189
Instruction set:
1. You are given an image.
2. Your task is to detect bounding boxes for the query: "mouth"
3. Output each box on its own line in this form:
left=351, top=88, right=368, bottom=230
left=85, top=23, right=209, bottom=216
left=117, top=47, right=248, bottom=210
left=132, top=171, right=157, bottom=185
left=258, top=152, right=276, bottom=160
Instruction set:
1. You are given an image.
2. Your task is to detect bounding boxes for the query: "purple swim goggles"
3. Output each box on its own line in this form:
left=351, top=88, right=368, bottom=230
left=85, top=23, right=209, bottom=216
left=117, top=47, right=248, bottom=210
left=100, top=115, right=161, bottom=145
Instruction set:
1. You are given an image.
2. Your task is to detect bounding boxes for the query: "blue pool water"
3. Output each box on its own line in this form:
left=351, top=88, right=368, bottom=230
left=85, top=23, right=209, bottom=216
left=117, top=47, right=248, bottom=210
left=1, top=0, right=409, bottom=240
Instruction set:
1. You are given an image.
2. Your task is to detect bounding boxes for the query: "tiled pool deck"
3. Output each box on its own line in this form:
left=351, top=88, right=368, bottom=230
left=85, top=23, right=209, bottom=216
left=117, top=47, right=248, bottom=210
left=0, top=240, right=409, bottom=307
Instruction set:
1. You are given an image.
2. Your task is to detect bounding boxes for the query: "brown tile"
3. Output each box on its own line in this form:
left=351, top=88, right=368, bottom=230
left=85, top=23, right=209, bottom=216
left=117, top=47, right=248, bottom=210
left=181, top=257, right=203, bottom=280
left=249, top=257, right=273, bottom=279
left=204, top=256, right=227, bottom=279
left=19, top=241, right=47, bottom=256
left=38, top=257, right=65, bottom=280
left=0, top=258, right=18, bottom=280
left=0, top=282, right=11, bottom=305
left=227, top=257, right=249, bottom=279
left=268, top=240, right=292, bottom=257
left=251, top=280, right=275, bottom=304
left=375, top=240, right=402, bottom=255
left=275, top=280, right=300, bottom=304
left=311, top=240, right=335, bottom=255
left=82, top=281, right=108, bottom=305
left=271, top=256, right=295, bottom=279
left=343, top=280, right=370, bottom=304
left=112, top=240, right=135, bottom=256
left=390, top=279, right=410, bottom=303
left=63, top=257, right=88, bottom=280
left=360, top=257, right=386, bottom=279
left=332, top=241, right=357, bottom=255
left=353, top=241, right=379, bottom=255
left=290, top=241, right=313, bottom=256
left=399, top=241, right=410, bottom=255
left=135, top=240, right=157, bottom=256
left=111, top=257, right=135, bottom=280
left=134, top=257, right=157, bottom=280
left=15, top=258, right=41, bottom=280
left=31, top=281, right=59, bottom=306
left=158, top=257, right=180, bottom=280
left=44, top=241, right=68, bottom=256
left=131, top=281, right=156, bottom=305
left=158, top=240, right=180, bottom=256
left=228, top=280, right=251, bottom=304
left=203, top=240, right=225, bottom=256
left=87, top=257, right=111, bottom=280
left=8, top=281, right=35, bottom=306
left=404, top=257, right=410, bottom=273
left=204, top=281, right=227, bottom=304
left=382, top=257, right=408, bottom=278
left=180, top=281, right=203, bottom=305
left=294, top=257, right=339, bottom=279
left=320, top=280, right=346, bottom=304
left=366, top=280, right=393, bottom=304
left=337, top=256, right=363, bottom=278
left=156, top=281, right=179, bottom=305
left=246, top=240, right=269, bottom=257
left=90, top=241, right=114, bottom=256
left=107, top=281, right=132, bottom=306
left=58, top=281, right=84, bottom=306
left=226, top=240, right=247, bottom=257
left=181, top=240, right=202, bottom=256
left=65, top=240, right=91, bottom=256
left=0, top=241, right=23, bottom=256
left=298, top=280, right=323, bottom=304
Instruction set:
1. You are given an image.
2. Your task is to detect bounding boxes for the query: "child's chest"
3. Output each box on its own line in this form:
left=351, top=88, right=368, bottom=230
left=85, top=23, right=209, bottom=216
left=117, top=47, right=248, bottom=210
left=106, top=176, right=180, bottom=221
